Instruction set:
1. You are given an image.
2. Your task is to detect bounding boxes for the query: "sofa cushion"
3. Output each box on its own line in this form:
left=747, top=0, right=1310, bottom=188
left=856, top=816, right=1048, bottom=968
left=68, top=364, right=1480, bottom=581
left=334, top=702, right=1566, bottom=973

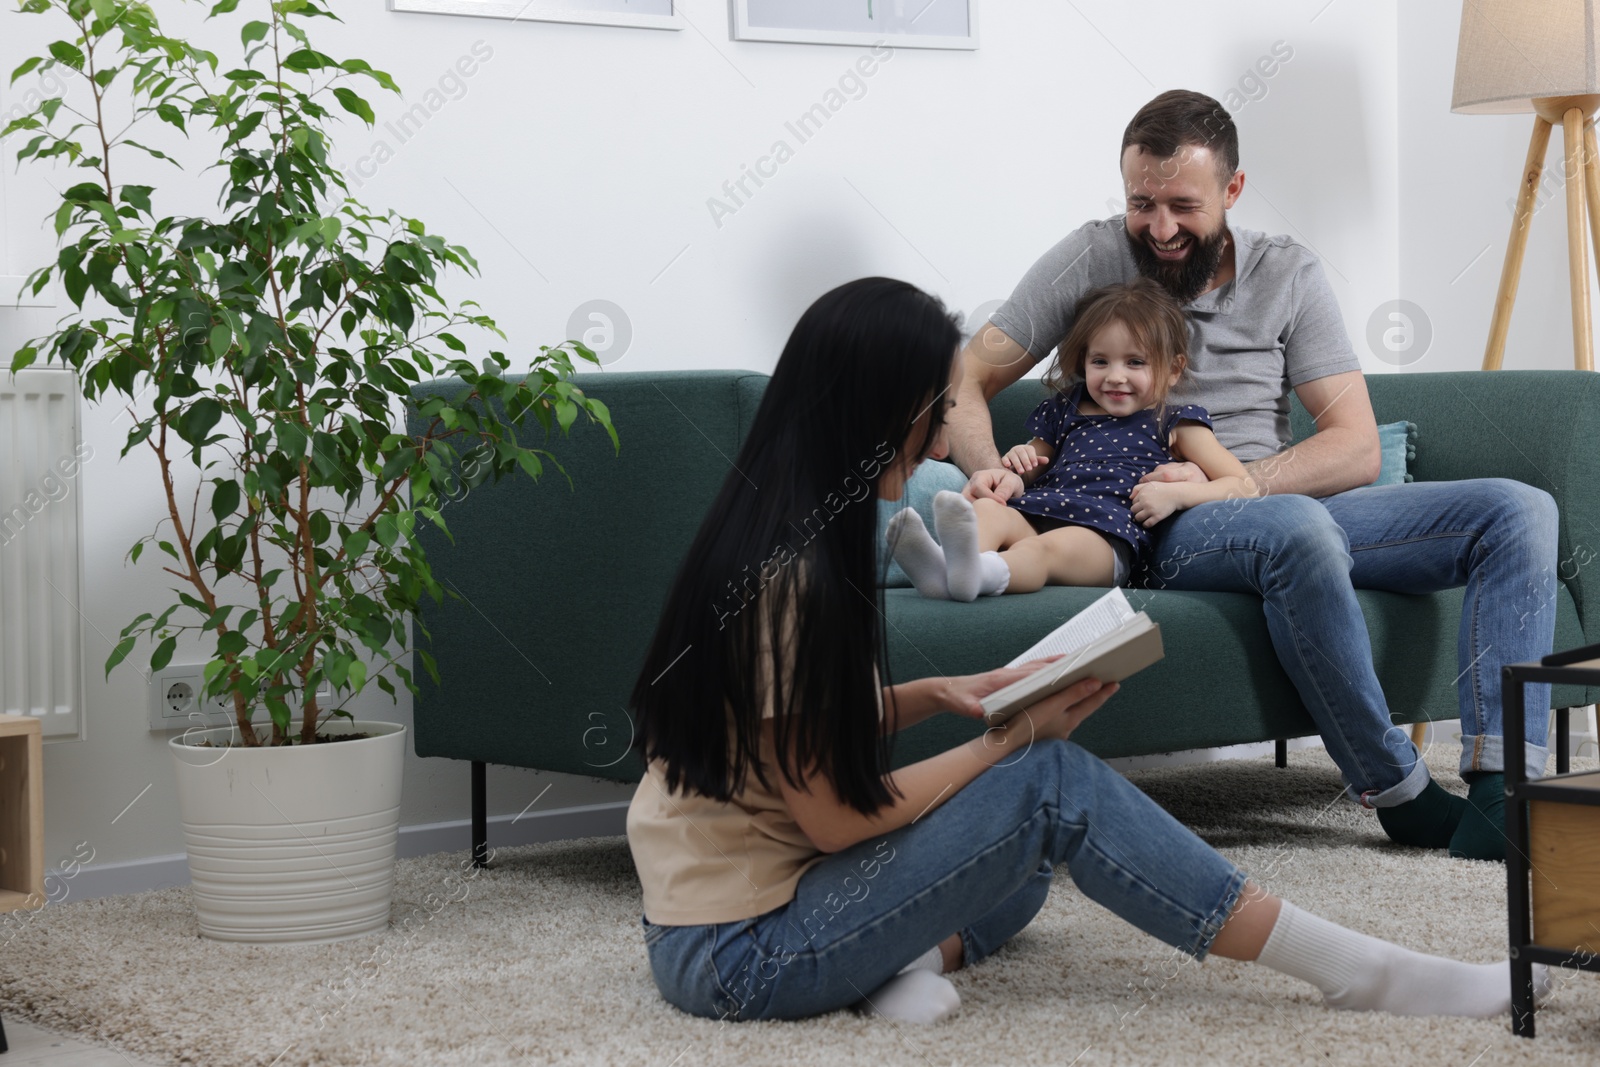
left=885, top=581, right=1589, bottom=768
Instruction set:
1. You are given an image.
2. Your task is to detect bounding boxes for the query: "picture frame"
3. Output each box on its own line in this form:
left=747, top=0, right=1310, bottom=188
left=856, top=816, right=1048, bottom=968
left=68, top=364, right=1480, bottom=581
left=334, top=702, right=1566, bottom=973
left=730, top=0, right=978, bottom=51
left=387, top=0, right=683, bottom=32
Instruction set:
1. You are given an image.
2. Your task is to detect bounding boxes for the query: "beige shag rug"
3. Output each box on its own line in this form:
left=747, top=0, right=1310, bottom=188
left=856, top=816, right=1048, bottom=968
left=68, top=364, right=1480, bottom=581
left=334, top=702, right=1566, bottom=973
left=4, top=746, right=1598, bottom=1067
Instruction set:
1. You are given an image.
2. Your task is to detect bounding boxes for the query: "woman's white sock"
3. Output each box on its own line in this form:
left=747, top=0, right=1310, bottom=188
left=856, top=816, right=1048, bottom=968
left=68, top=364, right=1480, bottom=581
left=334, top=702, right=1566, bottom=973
left=1255, top=901, right=1549, bottom=1017
left=855, top=968, right=961, bottom=1024
left=899, top=945, right=944, bottom=975
left=933, top=491, right=1009, bottom=601
left=886, top=508, right=949, bottom=599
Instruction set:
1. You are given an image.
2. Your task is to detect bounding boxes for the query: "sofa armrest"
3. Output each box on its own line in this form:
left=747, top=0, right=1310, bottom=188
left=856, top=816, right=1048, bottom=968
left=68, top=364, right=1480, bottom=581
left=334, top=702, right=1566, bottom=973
left=404, top=369, right=769, bottom=780
left=1294, top=370, right=1600, bottom=650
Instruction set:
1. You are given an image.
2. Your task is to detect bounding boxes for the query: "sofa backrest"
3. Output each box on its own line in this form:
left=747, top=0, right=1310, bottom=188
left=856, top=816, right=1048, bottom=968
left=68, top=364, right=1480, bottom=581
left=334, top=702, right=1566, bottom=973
left=407, top=366, right=1600, bottom=779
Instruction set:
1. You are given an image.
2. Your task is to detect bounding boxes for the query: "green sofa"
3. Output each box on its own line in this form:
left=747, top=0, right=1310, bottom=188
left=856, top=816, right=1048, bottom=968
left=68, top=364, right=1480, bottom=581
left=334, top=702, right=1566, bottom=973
left=407, top=369, right=1600, bottom=862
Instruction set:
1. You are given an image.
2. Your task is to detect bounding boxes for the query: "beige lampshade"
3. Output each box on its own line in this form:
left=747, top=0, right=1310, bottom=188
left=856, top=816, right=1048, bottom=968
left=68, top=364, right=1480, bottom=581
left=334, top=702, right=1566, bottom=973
left=1452, top=0, right=1600, bottom=114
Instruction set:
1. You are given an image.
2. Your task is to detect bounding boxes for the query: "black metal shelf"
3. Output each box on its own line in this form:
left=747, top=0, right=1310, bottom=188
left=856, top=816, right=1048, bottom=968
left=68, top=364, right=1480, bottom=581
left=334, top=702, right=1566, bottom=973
left=1504, top=641, right=1600, bottom=1037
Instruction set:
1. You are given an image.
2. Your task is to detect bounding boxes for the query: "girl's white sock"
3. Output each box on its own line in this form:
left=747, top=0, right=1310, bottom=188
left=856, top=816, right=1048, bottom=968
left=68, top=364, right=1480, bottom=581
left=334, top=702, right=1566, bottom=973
left=855, top=967, right=960, bottom=1024
left=932, top=491, right=1009, bottom=601
left=886, top=508, right=949, bottom=600
left=1255, top=901, right=1549, bottom=1017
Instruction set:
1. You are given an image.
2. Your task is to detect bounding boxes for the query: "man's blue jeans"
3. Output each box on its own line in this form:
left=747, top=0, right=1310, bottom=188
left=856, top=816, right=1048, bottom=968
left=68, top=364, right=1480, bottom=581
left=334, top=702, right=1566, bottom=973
left=1141, top=478, right=1558, bottom=805
left=641, top=739, right=1247, bottom=1021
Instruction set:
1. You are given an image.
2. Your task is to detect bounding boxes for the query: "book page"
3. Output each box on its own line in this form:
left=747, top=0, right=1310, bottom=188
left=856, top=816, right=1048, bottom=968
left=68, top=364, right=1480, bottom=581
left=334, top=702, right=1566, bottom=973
left=1006, top=588, right=1136, bottom=667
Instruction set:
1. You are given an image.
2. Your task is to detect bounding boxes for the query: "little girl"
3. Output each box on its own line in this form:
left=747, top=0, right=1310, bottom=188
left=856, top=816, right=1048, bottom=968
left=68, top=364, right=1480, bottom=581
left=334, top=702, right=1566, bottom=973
left=890, top=278, right=1255, bottom=601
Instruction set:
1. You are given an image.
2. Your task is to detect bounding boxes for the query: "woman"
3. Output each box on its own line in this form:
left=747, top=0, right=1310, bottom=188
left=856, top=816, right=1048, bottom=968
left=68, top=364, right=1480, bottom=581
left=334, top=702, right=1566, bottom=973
left=625, top=277, right=1535, bottom=1024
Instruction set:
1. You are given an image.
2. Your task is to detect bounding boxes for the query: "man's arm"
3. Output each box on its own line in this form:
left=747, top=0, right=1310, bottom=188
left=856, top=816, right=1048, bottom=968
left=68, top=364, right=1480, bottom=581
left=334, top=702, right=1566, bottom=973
left=1244, top=370, right=1380, bottom=496
left=951, top=326, right=1040, bottom=501
left=951, top=325, right=1034, bottom=472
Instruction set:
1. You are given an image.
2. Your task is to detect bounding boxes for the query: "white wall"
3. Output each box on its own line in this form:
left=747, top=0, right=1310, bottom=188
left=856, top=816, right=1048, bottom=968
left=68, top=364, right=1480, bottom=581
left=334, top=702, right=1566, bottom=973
left=0, top=0, right=1404, bottom=875
left=1397, top=1, right=1582, bottom=372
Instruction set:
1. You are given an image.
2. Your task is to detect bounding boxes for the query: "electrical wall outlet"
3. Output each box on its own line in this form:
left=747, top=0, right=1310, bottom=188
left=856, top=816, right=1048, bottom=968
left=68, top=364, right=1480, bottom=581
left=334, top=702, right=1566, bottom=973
left=148, top=665, right=231, bottom=732
left=148, top=664, right=334, bottom=732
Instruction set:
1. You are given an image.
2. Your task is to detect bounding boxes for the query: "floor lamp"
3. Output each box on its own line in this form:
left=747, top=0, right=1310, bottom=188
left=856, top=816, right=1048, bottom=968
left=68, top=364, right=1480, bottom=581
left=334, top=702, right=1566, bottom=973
left=1454, top=0, right=1600, bottom=371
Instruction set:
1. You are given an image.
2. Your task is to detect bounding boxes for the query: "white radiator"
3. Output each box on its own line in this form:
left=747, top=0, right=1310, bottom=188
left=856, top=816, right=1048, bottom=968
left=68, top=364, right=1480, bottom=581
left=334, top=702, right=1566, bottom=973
left=0, top=368, right=85, bottom=738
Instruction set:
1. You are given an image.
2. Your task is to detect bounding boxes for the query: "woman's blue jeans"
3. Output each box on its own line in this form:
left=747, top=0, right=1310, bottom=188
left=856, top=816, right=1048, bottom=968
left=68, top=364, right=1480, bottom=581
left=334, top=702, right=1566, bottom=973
left=640, top=738, right=1248, bottom=1021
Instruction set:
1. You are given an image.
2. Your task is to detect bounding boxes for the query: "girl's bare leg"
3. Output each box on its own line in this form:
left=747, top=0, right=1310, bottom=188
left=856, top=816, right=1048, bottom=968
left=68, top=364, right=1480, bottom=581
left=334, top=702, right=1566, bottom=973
left=971, top=497, right=1038, bottom=552
left=999, top=526, right=1117, bottom=592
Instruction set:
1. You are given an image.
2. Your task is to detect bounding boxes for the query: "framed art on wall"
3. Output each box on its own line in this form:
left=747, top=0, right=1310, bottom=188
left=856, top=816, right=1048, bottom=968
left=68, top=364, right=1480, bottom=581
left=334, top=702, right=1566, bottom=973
left=731, top=0, right=977, bottom=50
left=388, top=0, right=683, bottom=31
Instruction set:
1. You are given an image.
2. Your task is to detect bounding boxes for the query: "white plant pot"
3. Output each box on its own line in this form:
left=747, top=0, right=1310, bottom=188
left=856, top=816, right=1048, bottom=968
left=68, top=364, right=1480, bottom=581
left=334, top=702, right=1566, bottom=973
left=169, top=719, right=405, bottom=944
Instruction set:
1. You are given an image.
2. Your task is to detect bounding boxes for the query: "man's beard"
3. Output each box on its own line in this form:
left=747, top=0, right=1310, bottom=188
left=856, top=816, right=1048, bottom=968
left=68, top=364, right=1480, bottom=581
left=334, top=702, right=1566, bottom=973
left=1125, top=222, right=1228, bottom=305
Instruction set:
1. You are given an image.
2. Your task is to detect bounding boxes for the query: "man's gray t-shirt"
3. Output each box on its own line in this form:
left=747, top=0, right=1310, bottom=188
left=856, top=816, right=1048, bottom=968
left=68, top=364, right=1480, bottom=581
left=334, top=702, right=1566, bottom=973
left=989, top=217, right=1361, bottom=462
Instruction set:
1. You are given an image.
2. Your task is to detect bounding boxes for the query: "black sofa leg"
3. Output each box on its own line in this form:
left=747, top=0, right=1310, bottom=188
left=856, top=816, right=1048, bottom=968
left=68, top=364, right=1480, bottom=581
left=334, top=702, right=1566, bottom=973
left=1274, top=739, right=1287, bottom=768
left=1556, top=707, right=1571, bottom=775
left=472, top=760, right=488, bottom=869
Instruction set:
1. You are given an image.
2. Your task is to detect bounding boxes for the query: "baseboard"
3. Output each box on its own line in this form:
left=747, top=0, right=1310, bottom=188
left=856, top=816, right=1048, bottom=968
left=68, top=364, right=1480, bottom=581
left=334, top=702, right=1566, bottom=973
left=1104, top=735, right=1325, bottom=773
left=57, top=800, right=631, bottom=902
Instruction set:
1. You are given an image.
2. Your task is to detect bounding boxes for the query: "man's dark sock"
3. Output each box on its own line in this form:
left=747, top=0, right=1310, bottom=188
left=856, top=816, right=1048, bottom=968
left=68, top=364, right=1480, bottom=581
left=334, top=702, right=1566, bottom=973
left=1449, top=772, right=1507, bottom=861
left=1375, top=780, right=1466, bottom=849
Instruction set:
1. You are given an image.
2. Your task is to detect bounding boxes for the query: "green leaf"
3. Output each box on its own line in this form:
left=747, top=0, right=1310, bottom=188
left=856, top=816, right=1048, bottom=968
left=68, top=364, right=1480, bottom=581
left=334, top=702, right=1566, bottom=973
left=211, top=479, right=240, bottom=522
left=331, top=86, right=374, bottom=125
left=342, top=529, right=370, bottom=558
left=210, top=0, right=242, bottom=15
left=374, top=512, right=398, bottom=549
left=240, top=20, right=269, bottom=45
left=47, top=41, right=84, bottom=71
left=282, top=48, right=334, bottom=72
left=105, top=636, right=137, bottom=678
left=10, top=56, right=44, bottom=86
left=119, top=185, right=154, bottom=215
left=181, top=398, right=223, bottom=445
left=151, top=636, right=177, bottom=673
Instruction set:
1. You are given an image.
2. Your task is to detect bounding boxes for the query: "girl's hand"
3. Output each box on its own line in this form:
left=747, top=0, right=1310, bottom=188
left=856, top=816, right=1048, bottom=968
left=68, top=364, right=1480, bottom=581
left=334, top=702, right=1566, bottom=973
left=991, top=677, right=1120, bottom=750
left=1129, top=481, right=1184, bottom=527
left=936, top=656, right=1066, bottom=720
left=1002, top=444, right=1046, bottom=474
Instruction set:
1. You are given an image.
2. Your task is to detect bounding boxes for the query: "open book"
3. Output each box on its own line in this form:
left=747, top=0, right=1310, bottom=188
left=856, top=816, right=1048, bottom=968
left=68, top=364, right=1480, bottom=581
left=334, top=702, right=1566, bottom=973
left=979, top=588, right=1164, bottom=727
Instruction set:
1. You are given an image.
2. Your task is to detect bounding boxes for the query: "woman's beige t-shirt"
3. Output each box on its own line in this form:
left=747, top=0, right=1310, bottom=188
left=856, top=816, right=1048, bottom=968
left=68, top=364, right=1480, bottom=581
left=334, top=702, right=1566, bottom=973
left=625, top=605, right=881, bottom=926
left=626, top=710, right=828, bottom=926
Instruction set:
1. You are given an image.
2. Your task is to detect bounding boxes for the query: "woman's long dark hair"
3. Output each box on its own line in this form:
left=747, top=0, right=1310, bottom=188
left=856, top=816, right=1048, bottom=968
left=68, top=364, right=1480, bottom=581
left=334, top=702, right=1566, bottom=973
left=631, top=277, right=961, bottom=816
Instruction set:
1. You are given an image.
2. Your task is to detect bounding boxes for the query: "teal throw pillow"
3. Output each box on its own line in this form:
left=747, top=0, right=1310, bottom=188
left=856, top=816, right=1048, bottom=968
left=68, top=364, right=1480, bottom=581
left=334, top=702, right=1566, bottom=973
left=1372, top=421, right=1417, bottom=486
left=876, top=460, right=970, bottom=587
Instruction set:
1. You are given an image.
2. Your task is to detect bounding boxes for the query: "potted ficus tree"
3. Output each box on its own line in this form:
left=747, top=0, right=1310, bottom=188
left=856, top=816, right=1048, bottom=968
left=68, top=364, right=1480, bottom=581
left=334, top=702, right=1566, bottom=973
left=4, top=0, right=616, bottom=942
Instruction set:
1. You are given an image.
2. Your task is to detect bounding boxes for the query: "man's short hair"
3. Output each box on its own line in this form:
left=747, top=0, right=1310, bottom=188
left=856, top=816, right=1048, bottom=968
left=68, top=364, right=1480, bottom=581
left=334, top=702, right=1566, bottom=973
left=1121, top=90, right=1239, bottom=186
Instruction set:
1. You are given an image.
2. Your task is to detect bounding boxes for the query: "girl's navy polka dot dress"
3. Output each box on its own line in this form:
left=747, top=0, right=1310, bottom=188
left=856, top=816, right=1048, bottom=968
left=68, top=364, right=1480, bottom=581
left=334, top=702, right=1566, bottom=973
left=1009, top=382, right=1213, bottom=563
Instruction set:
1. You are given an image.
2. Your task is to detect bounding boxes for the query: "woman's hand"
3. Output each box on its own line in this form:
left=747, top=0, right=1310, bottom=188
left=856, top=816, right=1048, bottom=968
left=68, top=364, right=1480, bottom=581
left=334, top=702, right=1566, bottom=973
left=964, top=467, right=1024, bottom=503
left=992, top=676, right=1120, bottom=750
left=935, top=656, right=1066, bottom=721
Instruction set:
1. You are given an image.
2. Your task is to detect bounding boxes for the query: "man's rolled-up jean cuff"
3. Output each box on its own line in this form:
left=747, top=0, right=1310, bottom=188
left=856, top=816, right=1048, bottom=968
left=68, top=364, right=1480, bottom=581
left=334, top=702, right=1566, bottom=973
left=1460, top=734, right=1548, bottom=780
left=1344, top=753, right=1431, bottom=808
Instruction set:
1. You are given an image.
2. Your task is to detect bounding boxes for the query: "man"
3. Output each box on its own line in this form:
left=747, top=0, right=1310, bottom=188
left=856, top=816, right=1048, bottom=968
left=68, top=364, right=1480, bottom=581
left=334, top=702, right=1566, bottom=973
left=947, top=89, right=1557, bottom=861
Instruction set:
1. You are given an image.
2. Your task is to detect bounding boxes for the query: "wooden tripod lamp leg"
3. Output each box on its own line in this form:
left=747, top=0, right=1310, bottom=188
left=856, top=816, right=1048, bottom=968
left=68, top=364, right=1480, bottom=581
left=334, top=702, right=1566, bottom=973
left=1583, top=121, right=1600, bottom=290
left=1563, top=108, right=1594, bottom=370
left=1484, top=118, right=1554, bottom=370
